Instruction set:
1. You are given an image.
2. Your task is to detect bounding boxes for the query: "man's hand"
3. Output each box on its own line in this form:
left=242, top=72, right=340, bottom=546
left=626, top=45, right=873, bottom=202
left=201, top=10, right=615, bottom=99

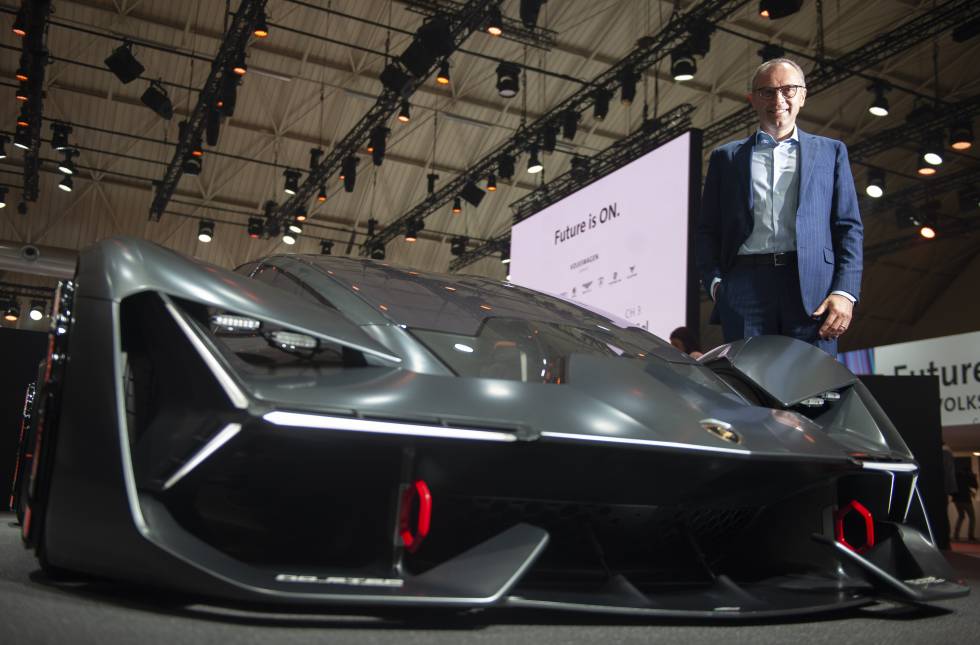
left=812, top=294, right=854, bottom=339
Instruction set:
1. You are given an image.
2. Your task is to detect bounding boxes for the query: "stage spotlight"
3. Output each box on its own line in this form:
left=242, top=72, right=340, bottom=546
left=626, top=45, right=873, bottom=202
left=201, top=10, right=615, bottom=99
left=232, top=51, right=248, bottom=76
left=367, top=218, right=378, bottom=238
left=141, top=81, right=173, bottom=119
left=486, top=6, right=503, bottom=37
left=29, top=301, right=45, bottom=321
left=500, top=245, right=510, bottom=264
left=436, top=59, right=450, bottom=85
left=14, top=125, right=31, bottom=150
left=542, top=126, right=557, bottom=154
left=217, top=74, right=239, bottom=117
left=369, top=126, right=389, bottom=166
left=51, top=123, right=72, bottom=151
left=191, top=135, right=204, bottom=158
left=247, top=217, right=264, bottom=238
left=865, top=169, right=885, bottom=198
left=57, top=149, right=77, bottom=175
left=370, top=242, right=386, bottom=260
left=922, top=134, right=944, bottom=166
left=0, top=136, right=7, bottom=159
left=282, top=231, right=297, bottom=245
left=3, top=301, right=20, bottom=322
left=671, top=47, right=696, bottom=81
left=868, top=82, right=890, bottom=117
left=283, top=169, right=301, bottom=195
left=460, top=181, right=485, bottom=207
left=198, top=220, right=215, bottom=243
left=317, top=184, right=327, bottom=203
left=58, top=175, right=74, bottom=192
left=919, top=218, right=937, bottom=239
left=759, top=0, right=803, bottom=19
left=452, top=197, right=462, bottom=214
left=404, top=221, right=419, bottom=243
left=294, top=206, right=308, bottom=222
left=949, top=121, right=973, bottom=151
left=520, top=0, right=543, bottom=28
left=12, top=8, right=27, bottom=37
left=593, top=89, right=611, bottom=121
left=342, top=155, right=358, bottom=192
left=620, top=69, right=638, bottom=106
left=398, top=99, right=411, bottom=123
left=498, top=154, right=515, bottom=181
left=288, top=218, right=304, bottom=235
left=427, top=172, right=439, bottom=194
left=254, top=10, right=269, bottom=38
left=496, top=62, right=521, bottom=98
left=758, top=43, right=785, bottom=61
left=182, top=157, right=202, bottom=175
left=561, top=110, right=579, bottom=140
left=527, top=146, right=543, bottom=174
left=309, top=148, right=323, bottom=171
left=486, top=174, right=497, bottom=191
left=16, top=108, right=29, bottom=128
left=320, top=240, right=334, bottom=255
left=0, top=186, right=7, bottom=208
left=570, top=156, right=590, bottom=181
left=449, top=235, right=468, bottom=256
left=15, top=82, right=28, bottom=102
left=104, top=41, right=145, bottom=84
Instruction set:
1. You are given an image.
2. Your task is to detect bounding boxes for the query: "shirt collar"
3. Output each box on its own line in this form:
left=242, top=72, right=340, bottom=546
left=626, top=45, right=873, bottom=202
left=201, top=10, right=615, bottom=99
left=755, top=126, right=799, bottom=146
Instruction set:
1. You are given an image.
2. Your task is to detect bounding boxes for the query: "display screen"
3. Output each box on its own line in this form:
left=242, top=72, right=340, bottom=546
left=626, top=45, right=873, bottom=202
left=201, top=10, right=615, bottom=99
left=509, top=131, right=699, bottom=340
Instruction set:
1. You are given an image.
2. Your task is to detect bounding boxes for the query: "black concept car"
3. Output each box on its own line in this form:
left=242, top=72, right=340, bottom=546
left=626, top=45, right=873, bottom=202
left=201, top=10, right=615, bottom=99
left=10, top=237, right=968, bottom=618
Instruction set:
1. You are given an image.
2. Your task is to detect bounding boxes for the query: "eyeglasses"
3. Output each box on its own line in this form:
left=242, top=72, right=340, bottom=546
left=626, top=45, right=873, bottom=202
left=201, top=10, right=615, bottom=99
left=752, top=84, right=805, bottom=99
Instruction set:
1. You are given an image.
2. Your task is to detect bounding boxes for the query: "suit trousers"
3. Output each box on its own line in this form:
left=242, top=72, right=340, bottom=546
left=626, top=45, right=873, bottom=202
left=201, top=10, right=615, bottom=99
left=717, top=262, right=837, bottom=356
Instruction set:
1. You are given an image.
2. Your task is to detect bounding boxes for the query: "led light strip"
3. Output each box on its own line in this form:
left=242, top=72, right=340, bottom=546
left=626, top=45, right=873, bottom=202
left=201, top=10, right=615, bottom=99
left=860, top=461, right=918, bottom=472
left=164, top=300, right=249, bottom=409
left=263, top=411, right=518, bottom=442
left=163, top=423, right=242, bottom=490
left=540, top=431, right=751, bottom=455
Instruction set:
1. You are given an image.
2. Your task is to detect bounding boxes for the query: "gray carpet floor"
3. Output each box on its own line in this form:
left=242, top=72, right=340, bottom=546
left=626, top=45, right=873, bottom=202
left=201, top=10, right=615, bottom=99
left=1, top=512, right=978, bottom=645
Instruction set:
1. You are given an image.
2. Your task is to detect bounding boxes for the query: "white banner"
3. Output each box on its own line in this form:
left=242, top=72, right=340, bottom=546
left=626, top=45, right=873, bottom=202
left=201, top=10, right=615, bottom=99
left=873, top=330, right=980, bottom=427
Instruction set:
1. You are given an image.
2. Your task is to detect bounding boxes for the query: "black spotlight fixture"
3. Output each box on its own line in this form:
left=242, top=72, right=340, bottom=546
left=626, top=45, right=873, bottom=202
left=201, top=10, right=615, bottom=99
left=282, top=230, right=297, bottom=246
left=570, top=156, right=590, bottom=181
left=498, top=154, right=515, bottom=181
left=370, top=241, right=386, bottom=260
left=0, top=185, right=8, bottom=208
left=486, top=174, right=497, bottom=192
left=460, top=181, right=485, bottom=207
left=369, top=126, right=389, bottom=166
left=450, top=235, right=468, bottom=256
left=309, top=147, right=323, bottom=171
left=342, top=155, right=358, bottom=192
left=288, top=217, right=304, bottom=235
left=29, top=301, right=45, bottom=322
left=12, top=8, right=27, bottom=37
left=58, top=175, right=74, bottom=193
left=247, top=217, right=264, bottom=238
left=619, top=69, right=638, bottom=106
left=486, top=6, right=503, bottom=37
left=426, top=172, right=439, bottom=194
left=398, top=99, right=411, bottom=123
left=759, top=0, right=804, bottom=20
left=542, top=125, right=557, bottom=154
left=561, top=110, right=579, bottom=140
left=217, top=74, right=239, bottom=117
left=670, top=46, right=696, bottom=81
left=198, top=220, right=215, bottom=243
left=436, top=59, right=451, bottom=85
left=253, top=9, right=269, bottom=38
left=16, top=107, right=29, bottom=128
left=317, top=184, right=328, bottom=203
left=527, top=145, right=543, bottom=174
left=3, top=299, right=20, bottom=323
left=922, top=132, right=944, bottom=167
left=519, top=0, right=544, bottom=28
left=182, top=156, right=202, bottom=175
left=0, top=136, right=7, bottom=159
left=758, top=43, right=785, bottom=61
left=500, top=244, right=510, bottom=264
left=57, top=149, right=78, bottom=175
left=294, top=205, right=308, bottom=222
left=320, top=240, right=334, bottom=255
left=14, top=125, right=31, bottom=150
left=496, top=62, right=521, bottom=98
left=866, top=168, right=885, bottom=198
left=50, top=123, right=72, bottom=150
left=141, top=80, right=173, bottom=119
left=452, top=197, right=462, bottom=214
left=404, top=220, right=419, bottom=243
left=949, top=121, right=974, bottom=151
left=232, top=51, right=248, bottom=76
left=283, top=169, right=301, bottom=195
left=15, top=82, right=29, bottom=103
left=105, top=41, right=145, bottom=84
left=868, top=81, right=890, bottom=117
left=593, top=89, right=612, bottom=121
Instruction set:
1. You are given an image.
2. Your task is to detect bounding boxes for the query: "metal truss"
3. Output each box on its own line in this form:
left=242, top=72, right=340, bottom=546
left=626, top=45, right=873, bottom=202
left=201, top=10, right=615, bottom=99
left=149, top=0, right=268, bottom=221
left=864, top=215, right=980, bottom=263
left=370, top=0, right=750, bottom=255
left=272, top=0, right=500, bottom=225
left=19, top=0, right=52, bottom=203
left=867, top=166, right=980, bottom=217
left=849, top=94, right=980, bottom=161
left=702, top=0, right=980, bottom=148
left=448, top=103, right=696, bottom=272
left=404, top=0, right=557, bottom=50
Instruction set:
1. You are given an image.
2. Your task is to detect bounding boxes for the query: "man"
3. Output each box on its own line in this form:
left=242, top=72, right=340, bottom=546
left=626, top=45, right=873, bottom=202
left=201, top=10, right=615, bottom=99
left=695, top=58, right=863, bottom=355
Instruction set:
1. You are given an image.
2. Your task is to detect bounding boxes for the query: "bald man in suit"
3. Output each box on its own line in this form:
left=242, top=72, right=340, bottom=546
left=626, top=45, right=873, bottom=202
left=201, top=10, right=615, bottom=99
left=695, top=58, right=863, bottom=356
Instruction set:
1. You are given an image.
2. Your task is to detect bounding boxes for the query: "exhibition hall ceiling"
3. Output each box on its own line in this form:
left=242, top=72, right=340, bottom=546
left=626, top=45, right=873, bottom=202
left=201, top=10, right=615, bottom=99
left=0, top=0, right=978, bottom=350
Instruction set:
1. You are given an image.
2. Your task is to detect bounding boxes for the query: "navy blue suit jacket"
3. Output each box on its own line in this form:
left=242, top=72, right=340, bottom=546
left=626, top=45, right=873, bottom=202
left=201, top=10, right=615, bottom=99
left=695, top=129, right=863, bottom=319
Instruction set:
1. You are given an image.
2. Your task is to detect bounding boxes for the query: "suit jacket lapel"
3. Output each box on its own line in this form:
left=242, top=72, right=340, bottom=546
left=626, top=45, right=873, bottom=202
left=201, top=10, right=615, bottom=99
left=797, top=128, right=816, bottom=211
left=735, top=135, right=754, bottom=217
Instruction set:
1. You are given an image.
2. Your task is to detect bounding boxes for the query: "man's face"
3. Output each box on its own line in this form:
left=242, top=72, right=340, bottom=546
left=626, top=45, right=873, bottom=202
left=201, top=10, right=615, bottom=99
left=748, top=62, right=806, bottom=138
